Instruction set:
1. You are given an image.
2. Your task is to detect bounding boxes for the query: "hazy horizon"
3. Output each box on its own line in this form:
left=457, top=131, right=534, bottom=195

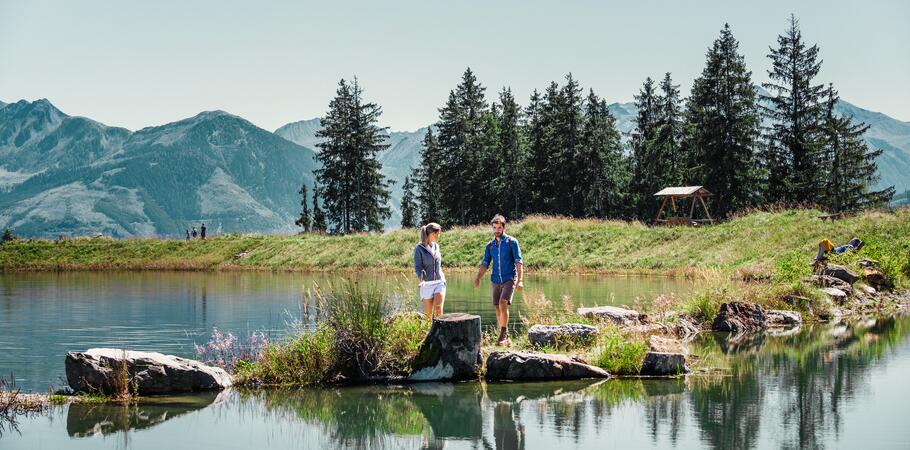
left=2, top=0, right=908, bottom=132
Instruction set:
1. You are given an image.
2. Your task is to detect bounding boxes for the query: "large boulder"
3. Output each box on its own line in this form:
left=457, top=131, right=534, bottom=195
left=639, top=352, right=688, bottom=376
left=823, top=264, right=859, bottom=284
left=863, top=267, right=892, bottom=291
left=766, top=310, right=802, bottom=327
left=712, top=302, right=767, bottom=333
left=485, top=351, right=609, bottom=381
left=577, top=305, right=642, bottom=326
left=65, top=348, right=232, bottom=395
left=527, top=324, right=598, bottom=348
left=409, top=313, right=482, bottom=382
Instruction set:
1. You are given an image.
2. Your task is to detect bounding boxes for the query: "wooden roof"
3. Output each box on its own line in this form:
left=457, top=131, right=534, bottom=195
left=653, top=186, right=712, bottom=197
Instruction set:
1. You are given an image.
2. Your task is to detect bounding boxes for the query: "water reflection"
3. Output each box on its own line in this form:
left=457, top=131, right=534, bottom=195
left=4, top=316, right=909, bottom=449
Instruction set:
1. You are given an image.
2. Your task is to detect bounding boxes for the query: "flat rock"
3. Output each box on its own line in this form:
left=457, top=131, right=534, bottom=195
left=823, top=264, right=858, bottom=284
left=821, top=287, right=848, bottom=304
left=576, top=305, right=642, bottom=326
left=863, top=267, right=892, bottom=290
left=485, top=351, right=609, bottom=381
left=66, top=348, right=232, bottom=395
left=766, top=310, right=802, bottom=327
left=409, top=313, right=482, bottom=382
left=806, top=275, right=854, bottom=296
left=640, top=352, right=688, bottom=376
left=712, top=302, right=767, bottom=333
left=528, top=324, right=598, bottom=348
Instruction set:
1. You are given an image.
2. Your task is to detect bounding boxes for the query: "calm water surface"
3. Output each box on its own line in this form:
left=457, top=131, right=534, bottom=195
left=2, top=272, right=910, bottom=449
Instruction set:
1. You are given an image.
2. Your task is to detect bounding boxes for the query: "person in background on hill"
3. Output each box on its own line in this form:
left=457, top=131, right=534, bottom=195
left=201, top=223, right=207, bottom=240
left=414, top=222, right=446, bottom=320
left=192, top=226, right=197, bottom=239
left=473, top=214, right=523, bottom=346
left=185, top=229, right=190, bottom=241
left=814, top=237, right=864, bottom=263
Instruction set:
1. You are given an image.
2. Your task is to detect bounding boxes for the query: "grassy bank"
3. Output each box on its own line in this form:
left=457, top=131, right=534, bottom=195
left=2, top=209, right=908, bottom=282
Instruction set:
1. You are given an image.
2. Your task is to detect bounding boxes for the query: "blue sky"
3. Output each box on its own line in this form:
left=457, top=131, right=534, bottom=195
left=1, top=0, right=908, bottom=131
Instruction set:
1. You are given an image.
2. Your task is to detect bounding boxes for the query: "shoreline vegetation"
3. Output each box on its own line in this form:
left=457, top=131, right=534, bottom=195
left=0, top=209, right=907, bottom=278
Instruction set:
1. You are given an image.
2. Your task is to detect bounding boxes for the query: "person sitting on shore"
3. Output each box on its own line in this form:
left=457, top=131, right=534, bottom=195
left=814, top=237, right=864, bottom=263
left=414, top=222, right=446, bottom=321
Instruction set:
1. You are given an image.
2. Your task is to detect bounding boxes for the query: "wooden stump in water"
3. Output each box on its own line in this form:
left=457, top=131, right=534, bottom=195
left=409, top=313, right=482, bottom=382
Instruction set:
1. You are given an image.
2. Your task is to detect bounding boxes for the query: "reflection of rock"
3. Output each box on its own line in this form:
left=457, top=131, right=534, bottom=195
left=712, top=302, right=767, bottom=333
left=641, top=378, right=686, bottom=397
left=577, top=305, right=642, bottom=326
left=66, top=348, right=232, bottom=395
left=485, top=351, right=609, bottom=381
left=409, top=313, right=482, bottom=382
left=766, top=310, right=802, bottom=327
left=640, top=352, right=688, bottom=376
left=528, top=324, right=598, bottom=348
left=66, top=392, right=220, bottom=437
left=714, top=331, right=766, bottom=354
left=408, top=383, right=483, bottom=439
left=485, top=379, right=604, bottom=403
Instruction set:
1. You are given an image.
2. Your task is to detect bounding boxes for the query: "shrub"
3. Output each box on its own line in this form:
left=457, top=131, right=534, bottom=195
left=591, top=327, right=648, bottom=375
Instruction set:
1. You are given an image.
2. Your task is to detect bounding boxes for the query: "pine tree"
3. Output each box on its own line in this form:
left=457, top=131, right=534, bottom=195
left=315, top=78, right=392, bottom=233
left=524, top=87, right=555, bottom=213
left=578, top=89, right=629, bottom=218
left=495, top=87, right=526, bottom=219
left=653, top=73, right=685, bottom=186
left=821, top=86, right=895, bottom=212
left=631, top=77, right=661, bottom=218
left=1, top=227, right=15, bottom=244
left=684, top=24, right=762, bottom=218
left=311, top=180, right=327, bottom=233
left=435, top=68, right=490, bottom=226
left=762, top=14, right=826, bottom=204
left=294, top=181, right=311, bottom=231
left=400, top=175, right=419, bottom=228
left=552, top=74, right=585, bottom=216
left=410, top=128, right=443, bottom=223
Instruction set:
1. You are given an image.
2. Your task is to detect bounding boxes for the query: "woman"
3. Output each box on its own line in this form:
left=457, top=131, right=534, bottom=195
left=414, top=222, right=445, bottom=320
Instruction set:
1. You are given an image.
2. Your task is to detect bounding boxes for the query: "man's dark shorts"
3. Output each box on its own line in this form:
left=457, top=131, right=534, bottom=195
left=492, top=279, right=515, bottom=306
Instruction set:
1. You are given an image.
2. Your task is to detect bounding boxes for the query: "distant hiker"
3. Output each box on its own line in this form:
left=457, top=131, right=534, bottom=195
left=192, top=227, right=198, bottom=239
left=201, top=223, right=207, bottom=240
left=473, top=214, right=523, bottom=346
left=185, top=229, right=190, bottom=241
left=814, top=237, right=864, bottom=262
left=414, top=222, right=445, bottom=320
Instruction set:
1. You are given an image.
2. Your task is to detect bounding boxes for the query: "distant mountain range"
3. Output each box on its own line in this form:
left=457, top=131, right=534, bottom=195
left=0, top=95, right=906, bottom=238
left=0, top=99, right=315, bottom=238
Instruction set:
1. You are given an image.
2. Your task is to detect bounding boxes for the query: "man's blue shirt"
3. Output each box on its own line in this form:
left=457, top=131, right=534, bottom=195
left=480, top=233, right=522, bottom=283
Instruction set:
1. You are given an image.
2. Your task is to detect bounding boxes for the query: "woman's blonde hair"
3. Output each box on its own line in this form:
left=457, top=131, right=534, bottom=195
left=420, top=222, right=442, bottom=245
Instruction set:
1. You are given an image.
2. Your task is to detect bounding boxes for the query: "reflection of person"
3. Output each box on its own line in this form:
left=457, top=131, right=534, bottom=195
left=815, top=237, right=864, bottom=262
left=473, top=215, right=523, bottom=346
left=415, top=223, right=446, bottom=320
left=493, top=402, right=525, bottom=450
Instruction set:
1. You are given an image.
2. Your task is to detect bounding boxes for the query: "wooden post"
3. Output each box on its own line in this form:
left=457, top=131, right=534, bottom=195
left=688, top=195, right=697, bottom=222
left=698, top=194, right=713, bottom=221
left=655, top=197, right=669, bottom=222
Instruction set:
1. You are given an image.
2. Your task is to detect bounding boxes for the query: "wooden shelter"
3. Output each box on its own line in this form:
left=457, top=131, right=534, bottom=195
left=654, top=186, right=714, bottom=225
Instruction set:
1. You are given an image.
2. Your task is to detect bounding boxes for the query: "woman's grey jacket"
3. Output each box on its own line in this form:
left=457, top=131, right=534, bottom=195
left=413, top=243, right=444, bottom=282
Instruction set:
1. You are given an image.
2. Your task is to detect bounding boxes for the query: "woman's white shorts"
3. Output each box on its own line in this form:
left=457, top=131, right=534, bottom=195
left=419, top=280, right=446, bottom=300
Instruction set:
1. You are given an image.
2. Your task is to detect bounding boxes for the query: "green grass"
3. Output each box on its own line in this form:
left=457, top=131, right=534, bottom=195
left=589, top=326, right=649, bottom=375
left=235, top=282, right=431, bottom=387
left=2, top=209, right=907, bottom=284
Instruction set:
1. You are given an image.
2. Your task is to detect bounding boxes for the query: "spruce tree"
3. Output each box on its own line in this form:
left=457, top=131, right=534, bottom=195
left=400, top=175, right=419, bottom=228
left=524, top=87, right=554, bottom=213
left=631, top=77, right=661, bottom=218
left=435, top=68, right=490, bottom=226
left=653, top=73, right=685, bottom=186
left=1, top=227, right=14, bottom=244
left=762, top=14, right=826, bottom=204
left=821, top=86, right=894, bottom=211
left=294, top=182, right=311, bottom=231
left=684, top=24, right=761, bottom=217
left=553, top=74, right=585, bottom=216
left=315, top=78, right=392, bottom=233
left=578, top=89, right=629, bottom=218
left=495, top=87, right=526, bottom=219
left=311, top=180, right=327, bottom=233
left=410, top=128, right=442, bottom=224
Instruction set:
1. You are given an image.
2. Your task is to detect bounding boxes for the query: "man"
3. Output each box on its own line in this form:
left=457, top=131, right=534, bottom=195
left=473, top=214, right=523, bottom=346
left=201, top=223, right=207, bottom=240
